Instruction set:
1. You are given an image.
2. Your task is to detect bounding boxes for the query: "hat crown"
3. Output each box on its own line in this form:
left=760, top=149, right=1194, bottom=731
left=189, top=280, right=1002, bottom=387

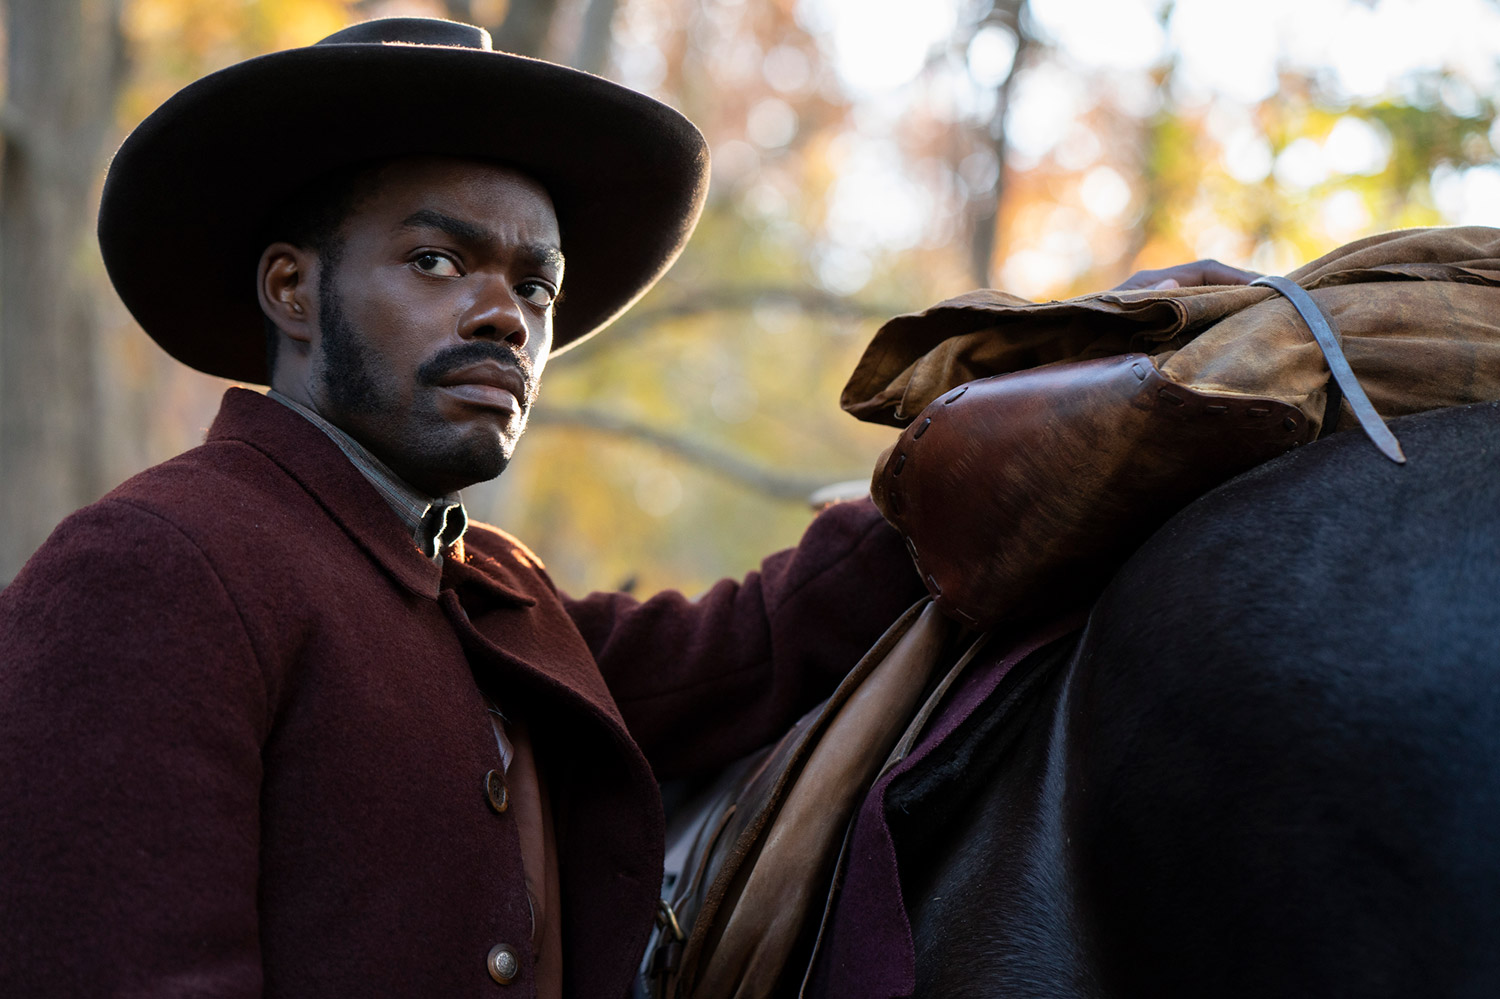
left=99, top=11, right=708, bottom=382
left=316, top=17, right=493, bottom=51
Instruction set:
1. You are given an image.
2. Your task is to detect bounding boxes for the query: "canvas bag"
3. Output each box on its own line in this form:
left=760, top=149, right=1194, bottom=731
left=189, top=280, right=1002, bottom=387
left=843, top=226, right=1500, bottom=628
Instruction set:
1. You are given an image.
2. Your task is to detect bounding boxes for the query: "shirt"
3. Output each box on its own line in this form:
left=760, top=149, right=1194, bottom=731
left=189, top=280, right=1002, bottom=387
left=267, top=391, right=467, bottom=560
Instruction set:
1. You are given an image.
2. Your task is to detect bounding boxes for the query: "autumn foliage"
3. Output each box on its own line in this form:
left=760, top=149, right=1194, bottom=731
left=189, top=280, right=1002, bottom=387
left=1, top=0, right=1495, bottom=592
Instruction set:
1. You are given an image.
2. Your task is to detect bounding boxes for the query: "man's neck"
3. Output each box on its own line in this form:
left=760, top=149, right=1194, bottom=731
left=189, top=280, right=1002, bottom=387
left=267, top=390, right=467, bottom=559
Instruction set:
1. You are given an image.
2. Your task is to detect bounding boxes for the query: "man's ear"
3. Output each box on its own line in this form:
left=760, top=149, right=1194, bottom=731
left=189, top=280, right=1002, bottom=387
left=257, top=242, right=319, bottom=344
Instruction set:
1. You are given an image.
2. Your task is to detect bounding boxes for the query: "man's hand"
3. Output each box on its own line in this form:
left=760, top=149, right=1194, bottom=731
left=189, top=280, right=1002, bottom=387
left=1110, top=258, right=1260, bottom=291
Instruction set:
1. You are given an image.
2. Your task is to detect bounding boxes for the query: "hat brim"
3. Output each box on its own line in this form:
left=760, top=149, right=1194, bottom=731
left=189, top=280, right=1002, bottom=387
left=98, top=43, right=708, bottom=383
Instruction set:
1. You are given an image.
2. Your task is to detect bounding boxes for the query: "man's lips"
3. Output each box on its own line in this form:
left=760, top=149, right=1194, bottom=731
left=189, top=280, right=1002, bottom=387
left=432, top=361, right=527, bottom=416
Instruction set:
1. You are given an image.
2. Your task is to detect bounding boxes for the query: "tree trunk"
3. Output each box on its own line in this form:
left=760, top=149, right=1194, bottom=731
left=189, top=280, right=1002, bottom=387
left=0, top=0, right=127, bottom=583
left=492, top=0, right=561, bottom=58
left=968, top=0, right=1028, bottom=288
left=573, top=0, right=619, bottom=75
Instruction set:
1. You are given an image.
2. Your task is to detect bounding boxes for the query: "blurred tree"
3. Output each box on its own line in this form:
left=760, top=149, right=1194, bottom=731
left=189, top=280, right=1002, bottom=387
left=475, top=0, right=928, bottom=595
left=963, top=0, right=1029, bottom=286
left=573, top=0, right=619, bottom=73
left=982, top=1, right=1498, bottom=298
left=4, top=0, right=1498, bottom=597
left=0, top=0, right=128, bottom=584
left=438, top=0, right=565, bottom=60
left=491, top=0, right=559, bottom=56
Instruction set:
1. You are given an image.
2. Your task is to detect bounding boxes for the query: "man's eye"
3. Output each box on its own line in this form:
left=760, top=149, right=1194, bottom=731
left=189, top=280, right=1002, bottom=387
left=518, top=281, right=556, bottom=307
left=413, top=253, right=460, bottom=277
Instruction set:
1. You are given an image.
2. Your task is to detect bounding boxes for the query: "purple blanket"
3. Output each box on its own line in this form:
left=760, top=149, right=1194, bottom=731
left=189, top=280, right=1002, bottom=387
left=809, top=613, right=1084, bottom=998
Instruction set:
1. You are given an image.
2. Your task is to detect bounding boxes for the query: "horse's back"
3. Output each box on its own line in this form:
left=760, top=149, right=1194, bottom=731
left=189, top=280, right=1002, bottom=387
left=1070, top=400, right=1500, bottom=996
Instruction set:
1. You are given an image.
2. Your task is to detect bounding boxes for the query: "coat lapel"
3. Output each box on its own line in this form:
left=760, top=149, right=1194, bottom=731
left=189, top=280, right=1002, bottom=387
left=441, top=544, right=627, bottom=732
left=207, top=388, right=446, bottom=599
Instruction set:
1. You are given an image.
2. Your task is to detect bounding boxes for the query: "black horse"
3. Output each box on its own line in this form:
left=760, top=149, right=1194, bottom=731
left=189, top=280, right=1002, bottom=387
left=891, top=401, right=1500, bottom=997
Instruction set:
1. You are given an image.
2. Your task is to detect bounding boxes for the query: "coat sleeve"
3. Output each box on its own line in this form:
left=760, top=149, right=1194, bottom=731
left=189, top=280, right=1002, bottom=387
left=561, top=498, right=925, bottom=779
left=0, top=499, right=269, bottom=998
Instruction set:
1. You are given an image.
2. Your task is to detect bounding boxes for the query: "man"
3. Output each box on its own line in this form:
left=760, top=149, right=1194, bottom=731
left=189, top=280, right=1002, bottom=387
left=0, top=18, right=926, bottom=998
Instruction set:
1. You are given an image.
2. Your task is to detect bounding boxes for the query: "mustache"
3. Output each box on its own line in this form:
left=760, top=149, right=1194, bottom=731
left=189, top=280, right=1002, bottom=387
left=416, top=342, right=537, bottom=406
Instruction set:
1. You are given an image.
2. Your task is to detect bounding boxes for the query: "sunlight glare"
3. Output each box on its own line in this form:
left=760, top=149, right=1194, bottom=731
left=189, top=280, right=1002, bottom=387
left=1320, top=190, right=1374, bottom=240
left=825, top=143, right=933, bottom=252
left=1432, top=164, right=1500, bottom=226
left=816, top=246, right=874, bottom=294
left=747, top=97, right=799, bottom=148
left=1223, top=128, right=1273, bottom=184
left=763, top=45, right=815, bottom=94
left=1273, top=138, right=1329, bottom=191
left=1170, top=0, right=1280, bottom=103
left=1080, top=166, right=1132, bottom=221
left=967, top=24, right=1019, bottom=87
left=1323, top=117, right=1391, bottom=177
left=798, top=0, right=958, bottom=95
left=1000, top=249, right=1074, bottom=299
left=1028, top=0, right=1167, bottom=72
left=1162, top=0, right=1500, bottom=104
left=1006, top=63, right=1092, bottom=160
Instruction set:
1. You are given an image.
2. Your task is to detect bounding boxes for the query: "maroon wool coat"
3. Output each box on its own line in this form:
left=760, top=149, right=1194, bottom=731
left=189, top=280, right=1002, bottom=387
left=0, top=388, right=923, bottom=999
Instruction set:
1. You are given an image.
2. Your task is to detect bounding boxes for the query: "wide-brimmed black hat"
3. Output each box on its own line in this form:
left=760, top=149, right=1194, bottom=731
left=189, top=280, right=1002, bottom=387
left=98, top=17, right=709, bottom=384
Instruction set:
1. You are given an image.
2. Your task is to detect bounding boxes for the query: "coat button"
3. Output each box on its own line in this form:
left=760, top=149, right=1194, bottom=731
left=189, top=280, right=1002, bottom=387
left=484, top=769, right=509, bottom=814
left=487, top=943, right=519, bottom=984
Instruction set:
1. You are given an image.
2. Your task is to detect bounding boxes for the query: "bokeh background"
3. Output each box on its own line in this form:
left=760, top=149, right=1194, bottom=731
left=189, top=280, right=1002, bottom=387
left=3, top=0, right=1498, bottom=593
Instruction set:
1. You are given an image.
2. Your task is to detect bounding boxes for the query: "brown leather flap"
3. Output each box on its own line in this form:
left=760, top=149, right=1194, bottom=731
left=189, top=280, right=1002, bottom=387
left=872, top=354, right=1311, bottom=629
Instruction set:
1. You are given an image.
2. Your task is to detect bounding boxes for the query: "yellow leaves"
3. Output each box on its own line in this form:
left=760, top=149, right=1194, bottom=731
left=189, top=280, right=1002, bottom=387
left=124, top=0, right=350, bottom=60
left=251, top=0, right=354, bottom=51
left=91, top=0, right=1500, bottom=597
left=119, top=0, right=357, bottom=128
left=123, top=0, right=183, bottom=41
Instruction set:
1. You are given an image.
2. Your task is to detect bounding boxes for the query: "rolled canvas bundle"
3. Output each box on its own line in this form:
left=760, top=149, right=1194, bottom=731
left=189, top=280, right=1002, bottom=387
left=845, top=226, right=1500, bottom=628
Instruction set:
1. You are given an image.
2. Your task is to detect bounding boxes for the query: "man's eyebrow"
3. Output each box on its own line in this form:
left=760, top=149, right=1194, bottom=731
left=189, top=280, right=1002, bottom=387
left=521, top=244, right=566, bottom=273
left=398, top=209, right=490, bottom=246
left=397, top=209, right=564, bottom=273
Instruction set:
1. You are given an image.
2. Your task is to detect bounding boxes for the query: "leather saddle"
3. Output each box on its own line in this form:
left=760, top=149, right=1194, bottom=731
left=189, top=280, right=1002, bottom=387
left=642, top=600, right=992, bottom=999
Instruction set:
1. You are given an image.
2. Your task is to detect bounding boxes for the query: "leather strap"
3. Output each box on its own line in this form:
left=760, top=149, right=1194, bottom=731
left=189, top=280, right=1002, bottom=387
left=665, top=600, right=951, bottom=999
left=1251, top=274, right=1405, bottom=463
left=795, top=629, right=993, bottom=997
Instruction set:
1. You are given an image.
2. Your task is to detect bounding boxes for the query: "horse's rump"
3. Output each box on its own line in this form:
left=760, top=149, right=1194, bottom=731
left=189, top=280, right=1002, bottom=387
left=893, top=400, right=1500, bottom=998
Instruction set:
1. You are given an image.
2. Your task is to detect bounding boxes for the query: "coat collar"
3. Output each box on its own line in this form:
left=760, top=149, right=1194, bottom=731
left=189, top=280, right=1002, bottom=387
left=266, top=389, right=470, bottom=559
left=206, top=387, right=529, bottom=606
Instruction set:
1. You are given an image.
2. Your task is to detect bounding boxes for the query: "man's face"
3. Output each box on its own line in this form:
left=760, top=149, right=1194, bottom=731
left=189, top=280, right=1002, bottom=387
left=305, top=157, right=562, bottom=496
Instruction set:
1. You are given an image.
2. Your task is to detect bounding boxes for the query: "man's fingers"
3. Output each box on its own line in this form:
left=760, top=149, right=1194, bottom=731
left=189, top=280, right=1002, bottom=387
left=1191, top=259, right=1261, bottom=285
left=1110, top=258, right=1261, bottom=291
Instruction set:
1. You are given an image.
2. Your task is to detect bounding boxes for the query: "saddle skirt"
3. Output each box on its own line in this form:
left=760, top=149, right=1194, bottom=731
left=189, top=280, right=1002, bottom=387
left=644, top=600, right=958, bottom=999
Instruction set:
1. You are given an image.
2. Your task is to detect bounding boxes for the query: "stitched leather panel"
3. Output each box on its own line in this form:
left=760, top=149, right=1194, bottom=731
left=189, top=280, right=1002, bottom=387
left=872, top=354, right=1312, bottom=629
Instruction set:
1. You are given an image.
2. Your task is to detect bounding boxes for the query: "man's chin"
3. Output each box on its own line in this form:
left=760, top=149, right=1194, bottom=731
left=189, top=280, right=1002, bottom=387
left=398, top=408, right=523, bottom=490
left=433, top=430, right=518, bottom=491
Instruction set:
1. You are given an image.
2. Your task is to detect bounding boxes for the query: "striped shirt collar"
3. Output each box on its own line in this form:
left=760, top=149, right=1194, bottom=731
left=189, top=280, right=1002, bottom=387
left=268, top=390, right=468, bottom=560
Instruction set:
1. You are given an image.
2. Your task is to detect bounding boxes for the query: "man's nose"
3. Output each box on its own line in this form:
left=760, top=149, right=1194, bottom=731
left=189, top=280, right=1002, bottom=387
left=459, top=277, right=529, bottom=348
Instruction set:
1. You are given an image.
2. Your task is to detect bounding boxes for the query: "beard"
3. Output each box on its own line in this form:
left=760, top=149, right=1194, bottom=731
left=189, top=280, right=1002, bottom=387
left=317, top=277, right=392, bottom=418
left=316, top=279, right=539, bottom=492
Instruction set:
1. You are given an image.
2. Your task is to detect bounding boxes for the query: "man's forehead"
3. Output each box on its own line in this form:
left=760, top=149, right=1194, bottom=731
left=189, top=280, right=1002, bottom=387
left=346, top=156, right=560, bottom=242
